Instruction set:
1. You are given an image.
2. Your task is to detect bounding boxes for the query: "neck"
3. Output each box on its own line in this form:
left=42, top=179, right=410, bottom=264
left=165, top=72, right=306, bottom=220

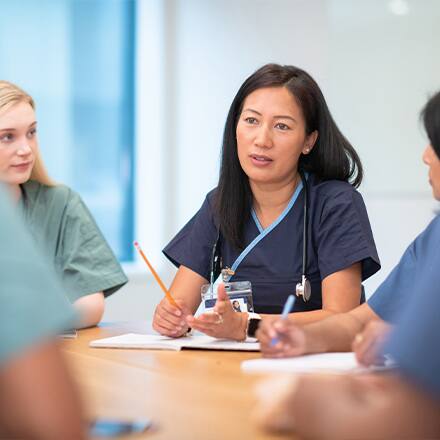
left=8, top=184, right=22, bottom=203
left=251, top=172, right=300, bottom=226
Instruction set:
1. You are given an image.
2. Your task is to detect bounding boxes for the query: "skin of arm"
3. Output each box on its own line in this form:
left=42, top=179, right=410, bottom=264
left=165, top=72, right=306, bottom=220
left=191, top=262, right=367, bottom=341
left=301, top=301, right=381, bottom=353
left=0, top=341, right=86, bottom=440
left=258, top=299, right=380, bottom=357
left=274, top=262, right=364, bottom=325
left=73, top=292, right=105, bottom=329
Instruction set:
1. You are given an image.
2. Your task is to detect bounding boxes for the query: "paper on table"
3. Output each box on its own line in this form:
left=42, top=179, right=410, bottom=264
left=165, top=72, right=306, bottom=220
left=241, top=352, right=391, bottom=374
left=90, top=333, right=260, bottom=351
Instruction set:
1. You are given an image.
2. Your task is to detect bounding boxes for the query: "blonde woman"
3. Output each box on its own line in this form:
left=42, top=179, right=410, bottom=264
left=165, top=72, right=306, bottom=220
left=0, top=80, right=128, bottom=328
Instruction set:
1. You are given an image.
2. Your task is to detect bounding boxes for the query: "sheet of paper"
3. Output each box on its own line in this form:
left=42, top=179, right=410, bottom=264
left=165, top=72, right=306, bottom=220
left=90, top=333, right=260, bottom=351
left=241, top=352, right=372, bottom=374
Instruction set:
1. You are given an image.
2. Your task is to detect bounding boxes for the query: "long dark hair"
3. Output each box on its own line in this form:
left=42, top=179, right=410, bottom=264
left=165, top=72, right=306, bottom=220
left=215, top=63, right=363, bottom=250
left=421, top=90, right=440, bottom=158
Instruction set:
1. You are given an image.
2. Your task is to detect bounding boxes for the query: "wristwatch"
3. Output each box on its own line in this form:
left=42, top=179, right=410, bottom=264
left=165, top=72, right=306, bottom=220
left=246, top=312, right=262, bottom=341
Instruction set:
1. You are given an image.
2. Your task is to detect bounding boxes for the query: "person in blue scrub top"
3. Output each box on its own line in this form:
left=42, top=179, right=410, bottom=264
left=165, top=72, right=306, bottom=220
left=153, top=64, right=380, bottom=341
left=254, top=91, right=440, bottom=438
left=0, top=80, right=128, bottom=329
left=255, top=245, right=440, bottom=439
left=258, top=89, right=440, bottom=361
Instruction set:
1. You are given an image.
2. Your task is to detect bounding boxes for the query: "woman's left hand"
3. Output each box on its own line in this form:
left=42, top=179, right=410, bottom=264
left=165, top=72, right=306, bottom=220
left=186, top=284, right=248, bottom=341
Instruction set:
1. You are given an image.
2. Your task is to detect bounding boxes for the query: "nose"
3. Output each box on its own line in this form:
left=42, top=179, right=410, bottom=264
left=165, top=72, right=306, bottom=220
left=16, top=142, right=32, bottom=156
left=254, top=124, right=273, bottom=149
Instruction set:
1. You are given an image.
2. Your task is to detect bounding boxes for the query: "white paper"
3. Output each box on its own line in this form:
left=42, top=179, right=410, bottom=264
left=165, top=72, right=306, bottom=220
left=90, top=333, right=260, bottom=351
left=242, top=352, right=373, bottom=374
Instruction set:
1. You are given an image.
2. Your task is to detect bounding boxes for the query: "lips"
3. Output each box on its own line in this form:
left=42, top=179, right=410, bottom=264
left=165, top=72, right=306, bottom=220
left=250, top=154, right=273, bottom=162
left=11, top=161, right=32, bottom=170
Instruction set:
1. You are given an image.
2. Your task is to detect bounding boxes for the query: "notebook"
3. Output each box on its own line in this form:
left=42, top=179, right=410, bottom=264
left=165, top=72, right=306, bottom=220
left=241, top=352, right=394, bottom=374
left=90, top=333, right=260, bottom=351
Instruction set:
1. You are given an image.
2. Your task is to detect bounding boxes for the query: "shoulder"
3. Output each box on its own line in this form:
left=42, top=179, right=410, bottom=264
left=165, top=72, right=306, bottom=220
left=23, top=181, right=90, bottom=222
left=309, top=175, right=358, bottom=200
left=309, top=176, right=363, bottom=213
left=423, top=212, right=440, bottom=237
left=23, top=181, right=77, bottom=211
left=205, top=188, right=217, bottom=205
left=413, top=213, right=440, bottom=252
left=198, top=188, right=218, bottom=217
left=23, top=180, right=78, bottom=206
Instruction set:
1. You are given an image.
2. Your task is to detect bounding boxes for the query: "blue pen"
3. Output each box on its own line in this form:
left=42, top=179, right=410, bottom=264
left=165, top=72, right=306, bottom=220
left=270, top=294, right=296, bottom=346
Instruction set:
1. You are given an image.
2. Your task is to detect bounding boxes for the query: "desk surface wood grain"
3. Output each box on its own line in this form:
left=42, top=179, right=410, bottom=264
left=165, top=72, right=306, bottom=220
left=61, top=322, right=298, bottom=440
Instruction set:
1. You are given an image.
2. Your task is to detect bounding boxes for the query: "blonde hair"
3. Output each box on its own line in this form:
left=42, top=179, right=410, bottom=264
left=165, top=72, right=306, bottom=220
left=0, top=80, right=55, bottom=186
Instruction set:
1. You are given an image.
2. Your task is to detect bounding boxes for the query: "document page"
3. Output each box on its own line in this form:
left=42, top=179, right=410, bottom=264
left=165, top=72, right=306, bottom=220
left=242, top=352, right=371, bottom=374
left=90, top=333, right=260, bottom=351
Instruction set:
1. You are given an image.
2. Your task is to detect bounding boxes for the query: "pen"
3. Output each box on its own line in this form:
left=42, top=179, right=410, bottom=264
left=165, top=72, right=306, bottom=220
left=270, top=294, right=296, bottom=346
left=133, top=241, right=180, bottom=309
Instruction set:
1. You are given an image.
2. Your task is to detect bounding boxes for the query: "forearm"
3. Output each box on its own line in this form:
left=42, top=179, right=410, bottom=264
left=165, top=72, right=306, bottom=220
left=301, top=311, right=366, bottom=353
left=282, top=308, right=338, bottom=325
left=260, top=309, right=364, bottom=353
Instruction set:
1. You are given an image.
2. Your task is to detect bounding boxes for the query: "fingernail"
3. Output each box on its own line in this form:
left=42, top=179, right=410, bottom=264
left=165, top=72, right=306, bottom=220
left=175, top=309, right=182, bottom=316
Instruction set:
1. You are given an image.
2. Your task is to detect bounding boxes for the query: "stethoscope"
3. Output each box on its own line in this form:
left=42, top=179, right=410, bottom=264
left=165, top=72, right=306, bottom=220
left=209, top=170, right=312, bottom=302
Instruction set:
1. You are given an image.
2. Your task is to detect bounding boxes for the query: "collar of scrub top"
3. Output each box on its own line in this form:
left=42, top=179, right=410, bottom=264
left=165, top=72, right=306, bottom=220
left=210, top=172, right=309, bottom=292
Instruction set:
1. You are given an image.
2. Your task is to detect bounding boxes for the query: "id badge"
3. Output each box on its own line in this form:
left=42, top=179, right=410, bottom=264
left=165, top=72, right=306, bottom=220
left=201, top=281, right=254, bottom=313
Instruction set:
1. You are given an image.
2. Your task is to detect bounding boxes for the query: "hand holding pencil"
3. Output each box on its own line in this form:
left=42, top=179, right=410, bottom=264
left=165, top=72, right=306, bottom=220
left=256, top=297, right=307, bottom=358
left=134, top=241, right=191, bottom=338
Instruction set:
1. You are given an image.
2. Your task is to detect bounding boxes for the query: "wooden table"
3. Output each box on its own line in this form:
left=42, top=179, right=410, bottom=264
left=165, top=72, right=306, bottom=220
left=62, top=322, right=295, bottom=440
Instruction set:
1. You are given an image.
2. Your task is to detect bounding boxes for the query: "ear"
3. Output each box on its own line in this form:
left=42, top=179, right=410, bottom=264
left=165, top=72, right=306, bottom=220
left=302, top=130, right=318, bottom=155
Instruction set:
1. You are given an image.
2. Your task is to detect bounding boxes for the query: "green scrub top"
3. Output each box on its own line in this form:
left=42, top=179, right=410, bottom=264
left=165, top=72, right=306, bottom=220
left=20, top=180, right=128, bottom=303
left=0, top=186, right=77, bottom=363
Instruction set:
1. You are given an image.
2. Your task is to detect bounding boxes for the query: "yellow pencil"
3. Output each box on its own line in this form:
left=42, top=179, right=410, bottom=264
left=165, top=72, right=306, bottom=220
left=133, top=241, right=180, bottom=309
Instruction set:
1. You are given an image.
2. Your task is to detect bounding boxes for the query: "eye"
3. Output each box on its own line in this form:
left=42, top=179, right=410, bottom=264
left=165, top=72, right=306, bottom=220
left=27, top=127, right=37, bottom=138
left=0, top=133, right=13, bottom=142
left=244, top=116, right=258, bottom=125
left=275, top=122, right=290, bottom=131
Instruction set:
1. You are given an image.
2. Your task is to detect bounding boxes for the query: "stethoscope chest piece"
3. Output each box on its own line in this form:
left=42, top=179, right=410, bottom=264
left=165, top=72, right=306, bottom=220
left=296, top=275, right=311, bottom=302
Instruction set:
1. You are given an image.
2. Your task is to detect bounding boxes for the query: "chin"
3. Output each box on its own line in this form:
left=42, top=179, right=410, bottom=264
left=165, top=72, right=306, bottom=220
left=9, top=175, right=31, bottom=186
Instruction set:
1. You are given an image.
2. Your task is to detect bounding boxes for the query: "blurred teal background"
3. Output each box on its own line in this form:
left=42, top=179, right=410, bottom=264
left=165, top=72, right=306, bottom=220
left=0, top=0, right=135, bottom=261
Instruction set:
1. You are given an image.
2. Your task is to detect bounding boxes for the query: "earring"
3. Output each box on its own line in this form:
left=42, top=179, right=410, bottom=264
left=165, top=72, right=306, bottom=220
left=304, top=148, right=310, bottom=154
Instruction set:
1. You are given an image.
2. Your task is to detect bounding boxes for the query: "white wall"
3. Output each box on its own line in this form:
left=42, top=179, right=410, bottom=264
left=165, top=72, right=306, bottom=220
left=103, top=0, right=440, bottom=322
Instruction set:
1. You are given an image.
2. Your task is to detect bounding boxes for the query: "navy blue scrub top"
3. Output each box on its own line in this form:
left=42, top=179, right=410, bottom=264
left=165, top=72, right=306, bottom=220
left=163, top=174, right=380, bottom=314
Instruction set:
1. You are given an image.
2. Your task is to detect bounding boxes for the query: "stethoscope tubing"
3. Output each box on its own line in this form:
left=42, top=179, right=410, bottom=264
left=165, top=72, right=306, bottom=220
left=210, top=171, right=309, bottom=291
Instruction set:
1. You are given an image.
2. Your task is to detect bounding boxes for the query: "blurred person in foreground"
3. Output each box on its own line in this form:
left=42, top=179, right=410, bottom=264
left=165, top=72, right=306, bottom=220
left=0, top=186, right=85, bottom=439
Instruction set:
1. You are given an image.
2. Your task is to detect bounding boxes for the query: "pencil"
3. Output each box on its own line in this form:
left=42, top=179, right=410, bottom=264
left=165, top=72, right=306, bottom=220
left=270, top=294, right=296, bottom=346
left=133, top=241, right=180, bottom=309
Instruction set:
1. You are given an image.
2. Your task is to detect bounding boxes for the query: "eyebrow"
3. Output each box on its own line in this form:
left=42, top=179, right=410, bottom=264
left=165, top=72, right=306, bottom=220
left=242, top=108, right=297, bottom=123
left=0, top=121, right=37, bottom=132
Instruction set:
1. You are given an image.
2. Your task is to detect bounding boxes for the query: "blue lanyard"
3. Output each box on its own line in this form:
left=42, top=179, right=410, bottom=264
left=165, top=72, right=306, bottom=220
left=230, top=180, right=304, bottom=275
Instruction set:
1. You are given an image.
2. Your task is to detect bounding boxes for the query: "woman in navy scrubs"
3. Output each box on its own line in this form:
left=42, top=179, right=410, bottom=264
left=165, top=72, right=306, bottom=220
left=153, top=64, right=380, bottom=340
